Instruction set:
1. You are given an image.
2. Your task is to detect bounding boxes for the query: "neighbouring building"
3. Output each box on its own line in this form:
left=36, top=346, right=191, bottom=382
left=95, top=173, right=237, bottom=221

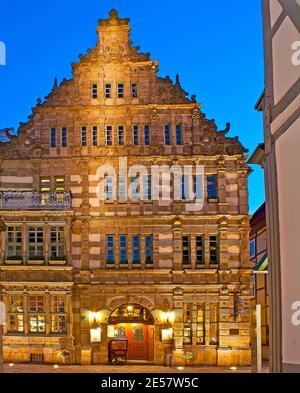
left=249, top=202, right=269, bottom=361
left=252, top=0, right=300, bottom=373
left=0, top=9, right=252, bottom=366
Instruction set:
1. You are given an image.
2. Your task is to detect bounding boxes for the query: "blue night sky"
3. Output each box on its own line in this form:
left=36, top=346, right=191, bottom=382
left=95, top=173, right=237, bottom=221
left=0, top=0, right=265, bottom=214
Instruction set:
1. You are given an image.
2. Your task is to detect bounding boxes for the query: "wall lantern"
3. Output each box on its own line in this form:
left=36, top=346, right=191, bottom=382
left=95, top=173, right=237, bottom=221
left=161, top=328, right=173, bottom=343
left=89, top=311, right=102, bottom=325
left=90, top=327, right=101, bottom=343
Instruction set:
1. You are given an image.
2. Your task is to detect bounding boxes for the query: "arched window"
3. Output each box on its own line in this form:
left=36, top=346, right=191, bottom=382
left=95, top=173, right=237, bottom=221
left=108, top=304, right=154, bottom=324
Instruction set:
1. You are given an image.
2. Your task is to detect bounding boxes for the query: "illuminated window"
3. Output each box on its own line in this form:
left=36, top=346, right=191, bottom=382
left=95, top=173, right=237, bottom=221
left=28, top=227, right=44, bottom=259
left=196, top=235, right=204, bottom=266
left=91, top=83, right=98, bottom=99
left=118, top=125, right=124, bottom=145
left=8, top=295, right=24, bottom=333
left=119, top=235, right=128, bottom=264
left=106, top=125, right=113, bottom=145
left=105, top=83, right=112, bottom=98
left=92, top=125, right=98, bottom=146
left=145, top=235, right=153, bottom=265
left=183, top=324, right=192, bottom=345
left=61, top=127, right=67, bottom=147
left=117, top=83, right=124, bottom=98
left=131, top=83, right=138, bottom=98
left=7, top=226, right=22, bottom=259
left=183, top=303, right=193, bottom=323
left=182, top=235, right=191, bottom=266
left=164, top=125, right=171, bottom=145
left=50, top=226, right=65, bottom=259
left=196, top=303, right=205, bottom=345
left=55, top=176, right=65, bottom=203
left=50, top=128, right=56, bottom=148
left=133, top=125, right=139, bottom=145
left=81, top=126, right=87, bottom=146
left=209, top=303, right=219, bottom=345
left=207, top=175, right=218, bottom=199
left=176, top=124, right=182, bottom=145
left=144, top=125, right=150, bottom=145
left=132, top=235, right=140, bottom=264
left=51, top=296, right=67, bottom=333
left=29, top=296, right=45, bottom=333
left=209, top=235, right=219, bottom=265
left=40, top=177, right=50, bottom=192
left=106, top=235, right=115, bottom=264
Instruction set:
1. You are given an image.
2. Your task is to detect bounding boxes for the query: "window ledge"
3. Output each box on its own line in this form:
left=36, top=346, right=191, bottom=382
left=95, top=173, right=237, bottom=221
left=27, top=260, right=45, bottom=265
left=48, top=260, right=67, bottom=265
left=4, top=259, right=23, bottom=265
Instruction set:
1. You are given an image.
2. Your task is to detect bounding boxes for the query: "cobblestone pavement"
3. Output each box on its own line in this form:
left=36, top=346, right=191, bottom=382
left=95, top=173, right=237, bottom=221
left=2, top=363, right=269, bottom=373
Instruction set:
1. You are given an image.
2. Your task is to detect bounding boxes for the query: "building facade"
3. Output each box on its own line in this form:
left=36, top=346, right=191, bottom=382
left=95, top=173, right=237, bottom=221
left=0, top=10, right=252, bottom=366
left=255, top=0, right=300, bottom=373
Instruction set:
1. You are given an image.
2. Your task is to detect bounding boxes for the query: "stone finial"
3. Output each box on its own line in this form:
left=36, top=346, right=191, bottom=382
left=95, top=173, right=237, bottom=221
left=53, top=77, right=58, bottom=91
left=109, top=9, right=119, bottom=19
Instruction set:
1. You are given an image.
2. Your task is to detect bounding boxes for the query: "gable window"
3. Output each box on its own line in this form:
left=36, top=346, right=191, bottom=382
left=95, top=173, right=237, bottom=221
left=106, top=235, right=115, bottom=265
left=164, top=125, right=171, bottom=145
left=81, top=126, right=87, bottom=146
left=250, top=238, right=256, bottom=258
left=61, top=127, right=67, bottom=147
left=207, top=175, right=218, bottom=200
left=196, top=235, right=204, bottom=266
left=8, top=295, right=24, bottom=333
left=91, top=83, right=98, bottom=99
left=50, top=226, right=65, bottom=260
left=145, top=235, right=153, bottom=265
left=50, top=128, right=56, bottom=148
left=182, top=235, right=191, bottom=266
left=50, top=296, right=67, bottom=333
left=176, top=124, right=182, bottom=145
left=105, top=125, right=113, bottom=145
left=92, top=126, right=98, bottom=146
left=132, top=235, right=141, bottom=264
left=105, top=83, right=112, bottom=98
left=29, top=296, right=45, bottom=333
left=7, top=226, right=22, bottom=259
left=209, top=235, right=219, bottom=265
left=131, top=83, right=138, bottom=98
left=119, top=235, right=128, bottom=264
left=117, top=83, right=124, bottom=98
left=133, top=125, right=139, bottom=145
left=28, top=227, right=44, bottom=260
left=144, top=125, right=150, bottom=145
left=118, top=125, right=124, bottom=145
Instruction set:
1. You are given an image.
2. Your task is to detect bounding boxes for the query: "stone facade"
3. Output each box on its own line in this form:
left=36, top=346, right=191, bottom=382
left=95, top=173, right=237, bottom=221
left=0, top=10, right=252, bottom=366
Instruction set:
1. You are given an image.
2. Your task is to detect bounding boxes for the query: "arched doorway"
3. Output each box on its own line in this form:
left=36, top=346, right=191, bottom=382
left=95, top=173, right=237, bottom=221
left=108, top=303, right=154, bottom=361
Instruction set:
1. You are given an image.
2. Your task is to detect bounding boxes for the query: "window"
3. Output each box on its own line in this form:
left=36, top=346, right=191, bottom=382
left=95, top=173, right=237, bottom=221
left=119, top=235, right=128, bottom=264
left=250, top=238, right=256, bottom=259
left=49, top=226, right=65, bottom=259
left=50, top=128, right=56, bottom=148
left=144, top=125, right=150, bottom=145
left=91, top=83, right=98, bottom=99
left=50, top=296, right=67, bottom=333
left=196, top=235, right=204, bottom=266
left=55, top=176, right=65, bottom=203
left=182, top=235, right=191, bottom=265
left=8, top=295, right=24, bottom=333
left=118, top=176, right=126, bottom=200
left=207, top=175, right=218, bottom=200
left=209, top=235, right=219, bottom=265
left=196, top=303, right=205, bottom=345
left=92, top=126, right=98, bottom=146
left=131, top=83, right=138, bottom=98
left=28, top=227, right=44, bottom=259
left=117, top=83, right=124, bottom=98
left=133, top=125, right=139, bottom=145
left=106, top=125, right=113, bottom=145
left=194, top=175, right=202, bottom=200
left=61, top=127, right=67, bottom=147
left=183, top=303, right=193, bottom=345
left=29, top=296, right=45, bottom=333
left=176, top=124, right=182, bottom=145
left=40, top=177, right=50, bottom=193
left=132, top=235, right=140, bottom=264
left=106, top=235, right=115, bottom=264
left=105, top=83, right=112, bottom=98
left=164, top=125, right=171, bottom=145
left=209, top=303, right=219, bottom=345
left=7, top=226, right=22, bottom=259
left=130, top=176, right=140, bottom=200
left=181, top=175, right=192, bottom=200
left=143, top=175, right=151, bottom=200
left=118, top=125, right=124, bottom=145
left=81, top=126, right=87, bottom=146
left=145, top=235, right=153, bottom=265
left=183, top=303, right=193, bottom=323
left=104, top=176, right=114, bottom=200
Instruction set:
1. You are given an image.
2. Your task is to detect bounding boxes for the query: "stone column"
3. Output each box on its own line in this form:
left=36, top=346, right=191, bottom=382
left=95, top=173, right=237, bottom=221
left=45, top=291, right=50, bottom=335
left=44, top=222, right=49, bottom=265
left=65, top=220, right=71, bottom=265
left=23, top=293, right=29, bottom=335
left=22, top=223, right=27, bottom=265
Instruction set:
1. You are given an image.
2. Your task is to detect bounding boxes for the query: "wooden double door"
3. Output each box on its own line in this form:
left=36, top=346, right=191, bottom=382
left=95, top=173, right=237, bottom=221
left=115, top=323, right=154, bottom=360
